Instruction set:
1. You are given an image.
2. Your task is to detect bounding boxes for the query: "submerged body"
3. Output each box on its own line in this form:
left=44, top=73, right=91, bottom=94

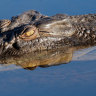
left=0, top=10, right=96, bottom=67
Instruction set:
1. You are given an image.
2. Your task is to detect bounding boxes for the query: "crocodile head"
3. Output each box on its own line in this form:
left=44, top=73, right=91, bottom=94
left=0, top=15, right=76, bottom=58
left=0, top=17, right=75, bottom=56
left=1, top=11, right=96, bottom=70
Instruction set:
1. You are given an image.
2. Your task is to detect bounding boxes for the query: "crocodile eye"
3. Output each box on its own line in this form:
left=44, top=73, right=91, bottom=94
left=22, top=28, right=35, bottom=37
left=19, top=26, right=40, bottom=41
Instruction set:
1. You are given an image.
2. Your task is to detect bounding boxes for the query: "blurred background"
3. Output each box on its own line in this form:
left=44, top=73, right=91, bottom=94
left=0, top=0, right=96, bottom=19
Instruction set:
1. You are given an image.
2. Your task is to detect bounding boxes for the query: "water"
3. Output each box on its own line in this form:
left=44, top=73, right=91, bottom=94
left=0, top=0, right=96, bottom=19
left=0, top=0, right=96, bottom=96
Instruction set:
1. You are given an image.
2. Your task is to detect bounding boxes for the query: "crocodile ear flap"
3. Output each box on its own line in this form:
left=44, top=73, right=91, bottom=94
left=19, top=26, right=40, bottom=41
left=38, top=18, right=75, bottom=37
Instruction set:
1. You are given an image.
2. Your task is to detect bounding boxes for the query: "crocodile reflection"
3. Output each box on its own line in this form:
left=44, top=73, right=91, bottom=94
left=0, top=46, right=91, bottom=70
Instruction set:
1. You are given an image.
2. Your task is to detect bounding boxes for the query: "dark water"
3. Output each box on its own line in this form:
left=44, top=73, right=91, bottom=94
left=0, top=0, right=96, bottom=96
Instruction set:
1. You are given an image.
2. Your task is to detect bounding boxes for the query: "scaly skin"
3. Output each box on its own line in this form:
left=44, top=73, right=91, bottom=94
left=0, top=10, right=46, bottom=33
left=0, top=10, right=96, bottom=65
left=0, top=19, right=11, bottom=32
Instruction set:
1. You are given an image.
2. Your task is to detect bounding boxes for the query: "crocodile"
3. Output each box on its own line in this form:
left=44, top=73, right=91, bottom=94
left=0, top=10, right=45, bottom=33
left=0, top=10, right=96, bottom=67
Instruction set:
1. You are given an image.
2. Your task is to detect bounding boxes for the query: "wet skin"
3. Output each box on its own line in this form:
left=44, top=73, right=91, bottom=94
left=0, top=10, right=96, bottom=70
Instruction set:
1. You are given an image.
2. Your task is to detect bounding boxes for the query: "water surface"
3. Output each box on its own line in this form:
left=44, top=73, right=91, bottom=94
left=0, top=0, right=96, bottom=96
